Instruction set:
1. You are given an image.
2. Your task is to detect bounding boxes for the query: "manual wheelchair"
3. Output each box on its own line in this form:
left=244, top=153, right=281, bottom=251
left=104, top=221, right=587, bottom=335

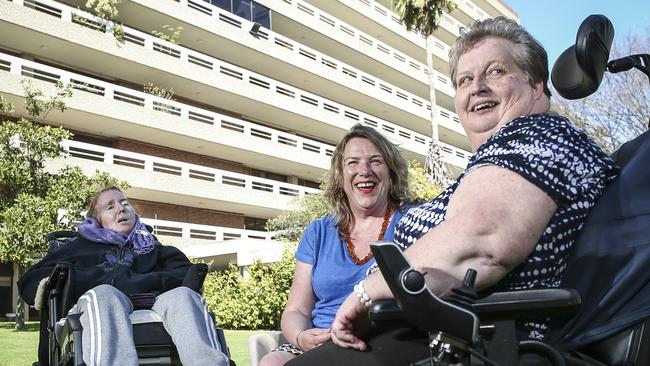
left=32, top=230, right=234, bottom=366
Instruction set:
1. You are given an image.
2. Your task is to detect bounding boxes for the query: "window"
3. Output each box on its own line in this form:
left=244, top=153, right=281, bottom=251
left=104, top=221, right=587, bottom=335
left=210, top=0, right=232, bottom=11
left=251, top=169, right=287, bottom=183
left=245, top=217, right=268, bottom=231
left=233, top=0, right=252, bottom=21
left=206, top=0, right=271, bottom=29
left=297, top=178, right=320, bottom=189
left=252, top=2, right=271, bottom=29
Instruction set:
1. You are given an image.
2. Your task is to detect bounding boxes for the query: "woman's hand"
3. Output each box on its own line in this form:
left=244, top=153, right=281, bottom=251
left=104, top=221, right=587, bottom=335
left=330, top=293, right=370, bottom=351
left=296, top=328, right=331, bottom=351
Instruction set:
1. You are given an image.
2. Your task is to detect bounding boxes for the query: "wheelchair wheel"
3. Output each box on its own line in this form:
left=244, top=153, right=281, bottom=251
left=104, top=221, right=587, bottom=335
left=518, top=340, right=566, bottom=366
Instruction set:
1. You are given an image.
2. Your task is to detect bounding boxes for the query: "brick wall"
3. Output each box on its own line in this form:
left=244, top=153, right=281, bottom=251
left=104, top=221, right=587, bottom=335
left=130, top=199, right=245, bottom=228
left=112, top=139, right=250, bottom=175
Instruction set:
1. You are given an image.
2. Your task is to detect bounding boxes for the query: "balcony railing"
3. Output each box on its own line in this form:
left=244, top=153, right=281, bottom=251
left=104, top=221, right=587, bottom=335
left=0, top=52, right=472, bottom=167
left=60, top=139, right=321, bottom=198
left=454, top=0, right=490, bottom=21
left=168, top=0, right=443, bottom=111
left=0, top=52, right=339, bottom=157
left=141, top=217, right=276, bottom=242
left=272, top=0, right=456, bottom=94
left=0, top=49, right=450, bottom=156
left=346, top=0, right=451, bottom=57
left=3, top=0, right=456, bottom=142
left=8, top=0, right=447, bottom=119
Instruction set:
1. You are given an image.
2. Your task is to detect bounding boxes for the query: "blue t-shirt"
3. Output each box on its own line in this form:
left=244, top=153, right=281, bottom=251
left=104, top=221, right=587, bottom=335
left=295, top=210, right=403, bottom=328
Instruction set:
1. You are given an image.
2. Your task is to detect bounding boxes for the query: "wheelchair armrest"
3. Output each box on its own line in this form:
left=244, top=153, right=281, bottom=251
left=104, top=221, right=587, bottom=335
left=45, top=262, right=75, bottom=329
left=369, top=289, right=581, bottom=327
left=45, top=262, right=72, bottom=293
left=474, top=288, right=581, bottom=319
left=368, top=299, right=401, bottom=320
left=182, top=263, right=209, bottom=293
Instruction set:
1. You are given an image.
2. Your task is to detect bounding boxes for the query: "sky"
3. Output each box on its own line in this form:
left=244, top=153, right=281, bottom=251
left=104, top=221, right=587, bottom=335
left=504, top=0, right=650, bottom=67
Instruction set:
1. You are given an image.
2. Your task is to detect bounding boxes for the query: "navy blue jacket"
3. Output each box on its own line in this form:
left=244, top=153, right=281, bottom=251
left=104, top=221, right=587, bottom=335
left=18, top=235, right=191, bottom=306
left=548, top=130, right=650, bottom=349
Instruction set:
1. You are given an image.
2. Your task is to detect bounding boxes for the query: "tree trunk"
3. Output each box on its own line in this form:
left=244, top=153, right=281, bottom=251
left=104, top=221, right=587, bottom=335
left=15, top=297, right=25, bottom=331
left=14, top=265, right=25, bottom=331
left=424, top=34, right=451, bottom=188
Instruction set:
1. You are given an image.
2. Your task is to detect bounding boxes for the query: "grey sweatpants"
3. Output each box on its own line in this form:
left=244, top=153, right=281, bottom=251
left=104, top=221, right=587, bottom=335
left=72, top=284, right=228, bottom=366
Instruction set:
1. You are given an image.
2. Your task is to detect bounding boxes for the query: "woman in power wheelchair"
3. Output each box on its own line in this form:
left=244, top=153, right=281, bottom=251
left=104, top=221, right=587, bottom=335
left=18, top=186, right=230, bottom=366
left=286, top=15, right=634, bottom=366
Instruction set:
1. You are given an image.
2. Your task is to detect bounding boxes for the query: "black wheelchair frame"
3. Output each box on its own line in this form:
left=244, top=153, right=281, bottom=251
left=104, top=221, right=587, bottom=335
left=368, top=14, right=650, bottom=366
left=35, top=231, right=234, bottom=366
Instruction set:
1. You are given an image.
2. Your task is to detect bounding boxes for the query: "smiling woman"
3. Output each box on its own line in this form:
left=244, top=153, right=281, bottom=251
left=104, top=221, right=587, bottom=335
left=257, top=124, right=411, bottom=366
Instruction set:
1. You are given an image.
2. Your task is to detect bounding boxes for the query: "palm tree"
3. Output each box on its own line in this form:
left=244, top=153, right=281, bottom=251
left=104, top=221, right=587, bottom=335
left=391, top=0, right=456, bottom=188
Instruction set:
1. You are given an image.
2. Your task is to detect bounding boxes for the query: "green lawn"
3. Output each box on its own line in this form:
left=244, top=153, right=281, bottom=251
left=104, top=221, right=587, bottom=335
left=0, top=322, right=262, bottom=366
left=0, top=322, right=39, bottom=366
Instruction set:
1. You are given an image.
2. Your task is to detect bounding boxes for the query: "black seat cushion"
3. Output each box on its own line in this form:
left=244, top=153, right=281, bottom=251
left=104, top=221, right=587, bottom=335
left=576, top=319, right=650, bottom=366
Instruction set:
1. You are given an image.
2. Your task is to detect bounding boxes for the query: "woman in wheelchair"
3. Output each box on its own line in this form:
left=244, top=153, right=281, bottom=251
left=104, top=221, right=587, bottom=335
left=287, top=17, right=620, bottom=366
left=259, top=125, right=410, bottom=366
left=18, top=187, right=229, bottom=366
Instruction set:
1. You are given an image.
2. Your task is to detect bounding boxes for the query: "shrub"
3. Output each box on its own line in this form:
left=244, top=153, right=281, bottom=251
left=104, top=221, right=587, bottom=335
left=203, top=244, right=296, bottom=329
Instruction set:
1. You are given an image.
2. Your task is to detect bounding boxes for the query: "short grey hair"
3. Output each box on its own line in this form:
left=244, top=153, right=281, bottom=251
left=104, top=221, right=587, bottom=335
left=449, top=16, right=551, bottom=97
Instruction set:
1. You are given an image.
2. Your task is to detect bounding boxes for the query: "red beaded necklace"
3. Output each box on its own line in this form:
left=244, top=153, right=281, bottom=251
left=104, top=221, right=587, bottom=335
left=345, top=206, right=392, bottom=265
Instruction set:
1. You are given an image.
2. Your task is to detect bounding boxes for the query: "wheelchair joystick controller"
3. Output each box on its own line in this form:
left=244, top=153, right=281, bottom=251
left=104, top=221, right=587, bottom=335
left=371, top=241, right=481, bottom=366
left=447, top=269, right=479, bottom=311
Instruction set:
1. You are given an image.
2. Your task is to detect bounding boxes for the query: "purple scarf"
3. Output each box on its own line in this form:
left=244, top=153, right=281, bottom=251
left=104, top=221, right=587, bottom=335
left=77, top=214, right=156, bottom=255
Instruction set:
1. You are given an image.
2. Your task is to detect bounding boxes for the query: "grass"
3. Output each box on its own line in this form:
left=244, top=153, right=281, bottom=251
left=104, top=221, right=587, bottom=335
left=0, top=322, right=264, bottom=366
left=0, top=322, right=39, bottom=366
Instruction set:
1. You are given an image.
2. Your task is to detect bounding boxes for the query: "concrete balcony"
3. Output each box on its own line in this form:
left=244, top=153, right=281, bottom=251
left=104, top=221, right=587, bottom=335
left=253, top=0, right=457, bottom=111
left=451, top=0, right=492, bottom=25
left=468, top=0, right=518, bottom=21
left=305, top=1, right=492, bottom=65
left=304, top=0, right=450, bottom=71
left=0, top=52, right=473, bottom=171
left=48, top=139, right=321, bottom=218
left=374, top=0, right=494, bottom=25
left=140, top=217, right=284, bottom=270
left=53, top=0, right=446, bottom=128
left=0, top=54, right=332, bottom=179
left=0, top=0, right=469, bottom=147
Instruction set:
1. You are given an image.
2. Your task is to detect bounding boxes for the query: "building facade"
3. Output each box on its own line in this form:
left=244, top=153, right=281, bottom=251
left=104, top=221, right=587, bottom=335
left=0, top=0, right=517, bottom=318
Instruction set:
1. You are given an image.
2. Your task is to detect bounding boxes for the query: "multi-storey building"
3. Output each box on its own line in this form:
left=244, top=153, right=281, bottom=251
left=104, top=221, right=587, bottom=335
left=0, top=0, right=517, bottom=318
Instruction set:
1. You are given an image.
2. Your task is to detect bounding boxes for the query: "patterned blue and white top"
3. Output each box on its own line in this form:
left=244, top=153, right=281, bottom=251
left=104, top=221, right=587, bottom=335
left=393, top=113, right=619, bottom=338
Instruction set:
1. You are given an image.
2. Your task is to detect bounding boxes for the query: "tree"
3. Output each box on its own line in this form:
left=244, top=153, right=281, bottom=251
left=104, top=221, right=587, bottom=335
left=82, top=0, right=124, bottom=42
left=151, top=25, right=184, bottom=45
left=407, top=160, right=444, bottom=203
left=391, top=0, right=456, bottom=188
left=0, top=80, right=126, bottom=329
left=85, top=0, right=121, bottom=21
left=265, top=190, right=330, bottom=242
left=551, top=28, right=649, bottom=154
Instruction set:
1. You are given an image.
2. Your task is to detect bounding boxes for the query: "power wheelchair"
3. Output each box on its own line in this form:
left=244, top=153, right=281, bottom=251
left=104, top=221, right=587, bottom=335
left=33, top=230, right=234, bottom=366
left=368, top=14, right=650, bottom=366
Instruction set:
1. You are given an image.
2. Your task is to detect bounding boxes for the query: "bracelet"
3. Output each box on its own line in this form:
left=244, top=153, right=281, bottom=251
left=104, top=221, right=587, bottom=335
left=354, top=279, right=372, bottom=307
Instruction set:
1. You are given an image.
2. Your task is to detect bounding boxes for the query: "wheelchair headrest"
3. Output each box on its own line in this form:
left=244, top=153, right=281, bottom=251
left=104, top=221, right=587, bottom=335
left=551, top=15, right=614, bottom=99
